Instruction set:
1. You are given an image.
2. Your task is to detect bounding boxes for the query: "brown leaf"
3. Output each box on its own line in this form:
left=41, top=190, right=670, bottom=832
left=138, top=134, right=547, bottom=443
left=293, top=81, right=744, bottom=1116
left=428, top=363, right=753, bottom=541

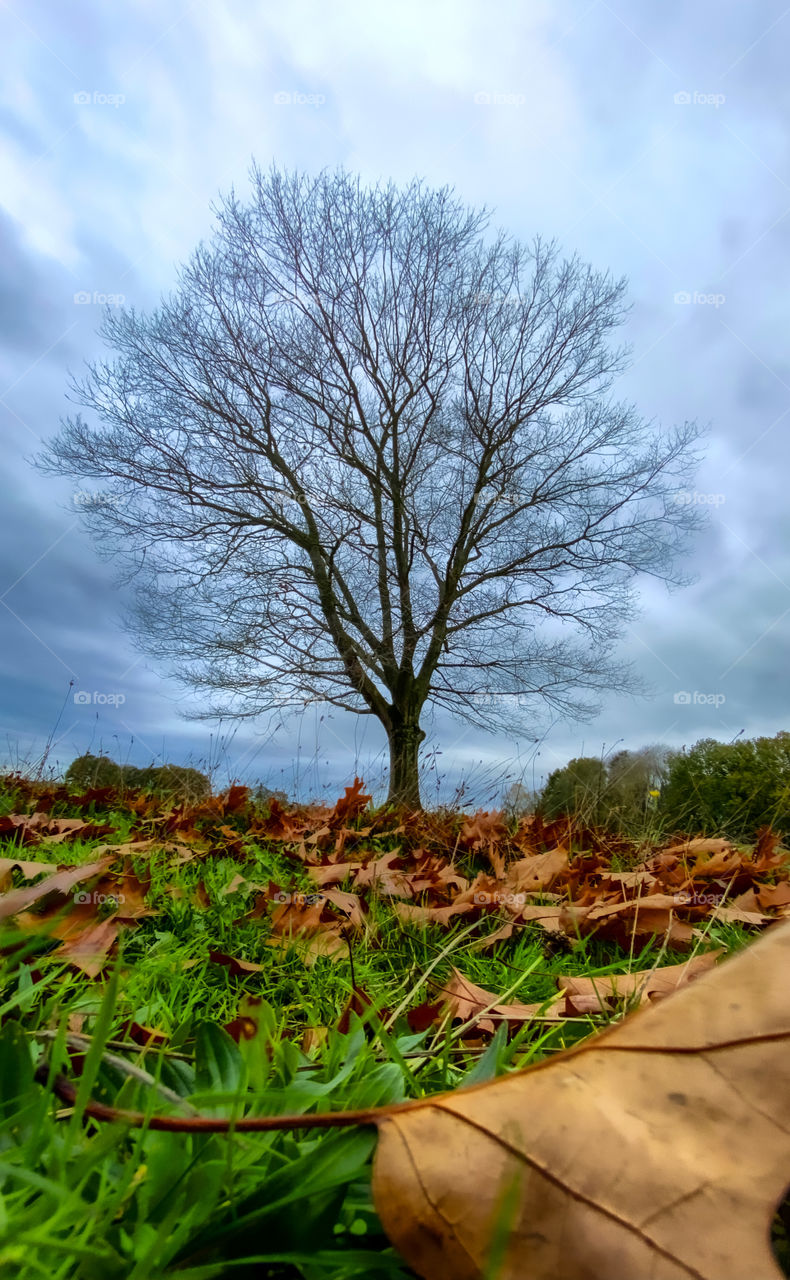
left=16, top=900, right=122, bottom=977
left=301, top=1025, right=329, bottom=1053
left=0, top=855, right=60, bottom=880
left=595, top=868, right=658, bottom=894
left=337, top=983, right=383, bottom=1034
left=557, top=952, right=718, bottom=1013
left=663, top=836, right=734, bottom=858
left=564, top=893, right=695, bottom=950
left=504, top=847, right=568, bottom=895
left=267, top=929, right=347, bottom=964
left=308, top=861, right=363, bottom=887
left=0, top=857, right=115, bottom=922
left=518, top=904, right=565, bottom=932
left=354, top=850, right=414, bottom=897
left=757, top=881, right=790, bottom=911
left=394, top=901, right=474, bottom=927
left=406, top=1001, right=445, bottom=1032
left=372, top=921, right=790, bottom=1279
left=319, top=887, right=366, bottom=928
left=117, top=1020, right=169, bottom=1047
left=329, top=776, right=372, bottom=826
left=208, top=949, right=264, bottom=976
left=434, top=967, right=551, bottom=1029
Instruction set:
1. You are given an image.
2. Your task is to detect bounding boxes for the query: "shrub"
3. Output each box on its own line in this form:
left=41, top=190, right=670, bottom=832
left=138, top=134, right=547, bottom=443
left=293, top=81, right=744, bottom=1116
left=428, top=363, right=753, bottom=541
left=64, top=754, right=210, bottom=803
left=659, top=732, right=790, bottom=840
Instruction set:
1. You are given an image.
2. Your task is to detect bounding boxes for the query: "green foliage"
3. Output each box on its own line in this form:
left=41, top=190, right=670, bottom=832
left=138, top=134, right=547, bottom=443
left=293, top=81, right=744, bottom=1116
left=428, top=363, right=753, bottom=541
left=64, top=754, right=210, bottom=803
left=541, top=756, right=608, bottom=822
left=539, top=747, right=669, bottom=833
left=659, top=732, right=790, bottom=839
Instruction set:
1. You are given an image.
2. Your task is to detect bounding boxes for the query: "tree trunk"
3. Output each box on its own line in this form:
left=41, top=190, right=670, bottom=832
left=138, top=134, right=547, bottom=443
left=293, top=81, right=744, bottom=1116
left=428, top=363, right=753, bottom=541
left=386, top=716, right=426, bottom=809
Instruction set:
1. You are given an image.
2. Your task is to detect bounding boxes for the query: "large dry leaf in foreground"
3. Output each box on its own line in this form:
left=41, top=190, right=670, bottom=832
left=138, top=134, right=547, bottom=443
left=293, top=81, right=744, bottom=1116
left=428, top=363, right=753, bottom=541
left=373, top=922, right=790, bottom=1279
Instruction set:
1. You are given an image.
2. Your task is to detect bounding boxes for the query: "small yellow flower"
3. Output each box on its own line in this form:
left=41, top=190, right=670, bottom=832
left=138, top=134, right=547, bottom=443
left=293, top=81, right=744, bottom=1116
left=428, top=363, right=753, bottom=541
left=648, top=789, right=660, bottom=797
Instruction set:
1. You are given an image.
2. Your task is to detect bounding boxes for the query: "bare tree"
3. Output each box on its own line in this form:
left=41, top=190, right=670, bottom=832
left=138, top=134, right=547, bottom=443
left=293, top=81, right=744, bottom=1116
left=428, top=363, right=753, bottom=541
left=40, top=166, right=702, bottom=808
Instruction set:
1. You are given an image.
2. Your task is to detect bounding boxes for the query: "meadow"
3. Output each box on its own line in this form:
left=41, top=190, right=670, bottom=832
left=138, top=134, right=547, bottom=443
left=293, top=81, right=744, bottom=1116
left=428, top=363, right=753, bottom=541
left=1, top=770, right=788, bottom=1278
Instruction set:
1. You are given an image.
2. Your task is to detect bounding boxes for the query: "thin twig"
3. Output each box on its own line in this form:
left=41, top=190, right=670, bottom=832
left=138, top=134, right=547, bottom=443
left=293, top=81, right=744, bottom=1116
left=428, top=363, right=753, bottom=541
left=34, top=1032, right=200, bottom=1115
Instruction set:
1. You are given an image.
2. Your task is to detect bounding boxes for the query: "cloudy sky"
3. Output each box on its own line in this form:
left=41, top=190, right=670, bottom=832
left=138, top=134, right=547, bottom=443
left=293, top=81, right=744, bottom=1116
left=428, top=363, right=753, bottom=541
left=1, top=0, right=788, bottom=804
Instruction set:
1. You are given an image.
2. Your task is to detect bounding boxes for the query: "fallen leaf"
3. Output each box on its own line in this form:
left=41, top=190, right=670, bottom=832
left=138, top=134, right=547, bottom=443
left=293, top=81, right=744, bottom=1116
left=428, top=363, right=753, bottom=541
left=505, top=847, right=568, bottom=895
left=0, top=857, right=114, bottom=922
left=662, top=836, right=734, bottom=858
left=337, top=983, right=382, bottom=1034
left=267, top=930, right=348, bottom=964
left=307, top=861, right=363, bottom=887
left=208, top=949, right=264, bottom=976
left=372, top=920, right=790, bottom=1279
left=557, top=952, right=718, bottom=1013
left=319, top=887, right=366, bottom=928
left=518, top=904, right=565, bottom=932
left=330, top=776, right=372, bottom=825
left=394, top=902, right=474, bottom=927
left=0, top=855, right=60, bottom=880
left=301, top=1026, right=329, bottom=1053
left=433, top=967, right=554, bottom=1030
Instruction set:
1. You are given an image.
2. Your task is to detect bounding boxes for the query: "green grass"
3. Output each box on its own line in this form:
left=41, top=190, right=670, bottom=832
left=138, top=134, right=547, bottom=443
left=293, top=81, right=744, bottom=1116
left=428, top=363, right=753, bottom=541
left=0, top=777, right=780, bottom=1278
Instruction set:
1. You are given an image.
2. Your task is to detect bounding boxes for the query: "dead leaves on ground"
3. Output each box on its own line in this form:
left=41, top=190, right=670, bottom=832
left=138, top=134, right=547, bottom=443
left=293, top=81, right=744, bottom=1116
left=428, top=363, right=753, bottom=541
left=372, top=918, right=790, bottom=1280
left=407, top=952, right=720, bottom=1035
left=3, top=774, right=790, bottom=994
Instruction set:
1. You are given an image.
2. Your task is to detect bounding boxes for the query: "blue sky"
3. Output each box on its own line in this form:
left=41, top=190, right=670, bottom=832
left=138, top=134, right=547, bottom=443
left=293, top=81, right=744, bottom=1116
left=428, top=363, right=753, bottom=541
left=1, top=0, right=789, bottom=804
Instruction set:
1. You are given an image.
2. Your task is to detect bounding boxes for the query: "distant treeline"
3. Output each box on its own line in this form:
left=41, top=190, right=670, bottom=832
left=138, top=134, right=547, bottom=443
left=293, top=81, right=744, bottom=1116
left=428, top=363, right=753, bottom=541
left=63, top=753, right=289, bottom=808
left=505, top=731, right=790, bottom=841
left=64, top=753, right=211, bottom=802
